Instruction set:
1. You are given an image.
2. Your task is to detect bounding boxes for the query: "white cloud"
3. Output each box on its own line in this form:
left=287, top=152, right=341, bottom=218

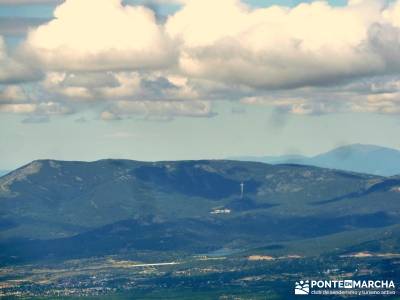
left=0, top=85, right=27, bottom=103
left=24, top=0, right=176, bottom=71
left=35, top=101, right=72, bottom=115
left=348, top=78, right=400, bottom=114
left=240, top=75, right=400, bottom=115
left=0, top=36, right=41, bottom=84
left=5, top=0, right=400, bottom=119
left=240, top=96, right=339, bottom=115
left=0, top=0, right=62, bottom=4
left=36, top=70, right=215, bottom=119
left=100, top=111, right=121, bottom=121
left=0, top=101, right=71, bottom=115
left=166, top=0, right=398, bottom=89
left=25, top=0, right=400, bottom=89
left=383, top=0, right=400, bottom=26
left=102, top=100, right=214, bottom=120
left=0, top=103, right=36, bottom=113
left=41, top=71, right=200, bottom=102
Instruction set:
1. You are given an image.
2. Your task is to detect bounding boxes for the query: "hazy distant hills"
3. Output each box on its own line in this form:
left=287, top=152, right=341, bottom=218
left=0, top=170, right=8, bottom=177
left=0, top=159, right=399, bottom=264
left=231, top=144, right=400, bottom=176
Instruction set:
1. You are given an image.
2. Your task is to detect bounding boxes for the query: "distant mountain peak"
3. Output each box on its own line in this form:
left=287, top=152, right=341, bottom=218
left=323, top=144, right=397, bottom=154
left=231, top=144, right=400, bottom=176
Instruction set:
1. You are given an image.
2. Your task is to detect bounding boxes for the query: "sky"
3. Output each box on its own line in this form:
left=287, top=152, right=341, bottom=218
left=1, top=0, right=400, bottom=170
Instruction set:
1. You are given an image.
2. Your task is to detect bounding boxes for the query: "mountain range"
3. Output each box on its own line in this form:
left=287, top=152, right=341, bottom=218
left=230, top=144, right=400, bottom=176
left=0, top=159, right=399, bottom=264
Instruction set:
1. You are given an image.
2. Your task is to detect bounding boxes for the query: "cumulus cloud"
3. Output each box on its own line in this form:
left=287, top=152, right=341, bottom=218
left=0, top=101, right=72, bottom=116
left=0, top=85, right=27, bottom=103
left=24, top=0, right=176, bottom=71
left=0, top=0, right=62, bottom=4
left=15, top=0, right=400, bottom=88
left=0, top=36, right=42, bottom=84
left=0, top=79, right=73, bottom=120
left=0, top=103, right=36, bottom=113
left=242, top=96, right=342, bottom=115
left=100, top=111, right=121, bottom=121
left=0, top=82, right=73, bottom=120
left=17, top=102, right=73, bottom=123
left=22, top=0, right=400, bottom=90
left=240, top=75, right=400, bottom=115
left=41, top=71, right=200, bottom=102
left=166, top=0, right=398, bottom=89
left=102, top=100, right=214, bottom=120
left=5, top=0, right=400, bottom=119
left=346, top=77, right=400, bottom=114
left=42, top=72, right=124, bottom=100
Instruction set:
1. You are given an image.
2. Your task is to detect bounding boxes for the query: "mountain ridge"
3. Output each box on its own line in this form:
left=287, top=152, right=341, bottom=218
left=0, top=170, right=9, bottom=177
left=230, top=144, right=400, bottom=176
left=0, top=158, right=399, bottom=264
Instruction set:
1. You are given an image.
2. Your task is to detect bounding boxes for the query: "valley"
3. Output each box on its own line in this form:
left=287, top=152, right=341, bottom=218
left=1, top=251, right=399, bottom=299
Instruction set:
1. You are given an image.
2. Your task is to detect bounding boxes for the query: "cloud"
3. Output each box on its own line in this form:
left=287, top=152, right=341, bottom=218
left=0, top=36, right=42, bottom=84
left=35, top=70, right=214, bottom=120
left=41, top=71, right=200, bottom=102
left=0, top=101, right=71, bottom=113
left=42, top=71, right=123, bottom=100
left=347, top=77, right=400, bottom=114
left=5, top=0, right=400, bottom=119
left=0, top=0, right=63, bottom=5
left=102, top=100, right=215, bottom=120
left=0, top=85, right=27, bottom=103
left=240, top=75, right=400, bottom=115
left=24, top=0, right=176, bottom=71
left=166, top=0, right=399, bottom=89
left=240, top=96, right=335, bottom=115
left=35, top=101, right=73, bottom=115
left=0, top=103, right=36, bottom=113
left=16, top=0, right=400, bottom=89
left=100, top=111, right=121, bottom=121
